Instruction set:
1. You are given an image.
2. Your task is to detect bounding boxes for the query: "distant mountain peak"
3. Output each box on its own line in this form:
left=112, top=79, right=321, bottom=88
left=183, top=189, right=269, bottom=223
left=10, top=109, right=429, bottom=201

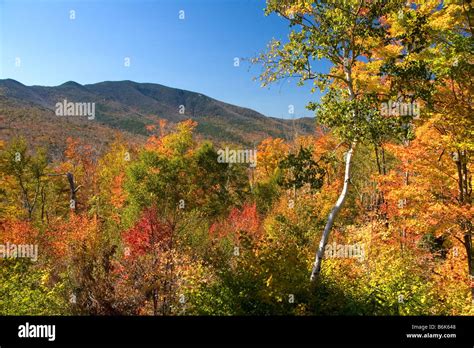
left=0, top=78, right=26, bottom=86
left=60, top=81, right=83, bottom=87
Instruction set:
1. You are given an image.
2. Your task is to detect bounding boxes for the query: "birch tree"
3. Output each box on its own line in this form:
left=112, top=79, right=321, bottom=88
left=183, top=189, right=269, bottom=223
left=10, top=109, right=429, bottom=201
left=254, top=0, right=407, bottom=281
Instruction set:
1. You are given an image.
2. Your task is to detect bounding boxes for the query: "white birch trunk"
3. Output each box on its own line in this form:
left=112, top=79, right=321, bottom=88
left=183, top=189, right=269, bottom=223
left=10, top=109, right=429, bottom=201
left=310, top=52, right=356, bottom=282
left=310, top=141, right=356, bottom=281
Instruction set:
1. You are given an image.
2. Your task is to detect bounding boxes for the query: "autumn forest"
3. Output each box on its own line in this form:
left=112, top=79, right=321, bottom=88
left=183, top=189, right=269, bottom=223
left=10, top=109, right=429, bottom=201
left=0, top=0, right=473, bottom=317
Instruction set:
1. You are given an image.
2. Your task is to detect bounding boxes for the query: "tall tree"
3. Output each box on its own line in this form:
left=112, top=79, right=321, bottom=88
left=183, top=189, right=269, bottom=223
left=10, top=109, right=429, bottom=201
left=255, top=0, right=406, bottom=281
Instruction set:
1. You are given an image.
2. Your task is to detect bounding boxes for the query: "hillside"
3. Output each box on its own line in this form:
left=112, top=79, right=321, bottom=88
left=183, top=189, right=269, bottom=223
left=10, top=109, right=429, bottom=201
left=0, top=79, right=314, bottom=152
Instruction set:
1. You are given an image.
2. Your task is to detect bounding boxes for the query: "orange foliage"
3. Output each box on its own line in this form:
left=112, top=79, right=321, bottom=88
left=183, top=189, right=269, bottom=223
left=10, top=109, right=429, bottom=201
left=0, top=220, right=39, bottom=245
left=209, top=203, right=262, bottom=242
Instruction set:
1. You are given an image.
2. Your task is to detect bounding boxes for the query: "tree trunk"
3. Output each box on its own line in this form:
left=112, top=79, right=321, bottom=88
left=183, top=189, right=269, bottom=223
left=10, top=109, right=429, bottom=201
left=455, top=152, right=464, bottom=203
left=381, top=146, right=387, bottom=175
left=455, top=150, right=473, bottom=305
left=374, top=144, right=382, bottom=175
left=67, top=172, right=79, bottom=212
left=463, top=232, right=474, bottom=306
left=310, top=141, right=356, bottom=281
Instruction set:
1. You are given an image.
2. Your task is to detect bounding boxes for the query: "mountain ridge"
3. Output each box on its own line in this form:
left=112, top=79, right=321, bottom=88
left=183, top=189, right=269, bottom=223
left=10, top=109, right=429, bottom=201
left=0, top=78, right=314, bottom=150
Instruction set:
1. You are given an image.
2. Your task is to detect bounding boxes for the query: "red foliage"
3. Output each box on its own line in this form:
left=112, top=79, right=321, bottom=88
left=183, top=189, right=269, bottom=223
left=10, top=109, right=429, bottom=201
left=209, top=203, right=262, bottom=241
left=122, top=206, right=172, bottom=257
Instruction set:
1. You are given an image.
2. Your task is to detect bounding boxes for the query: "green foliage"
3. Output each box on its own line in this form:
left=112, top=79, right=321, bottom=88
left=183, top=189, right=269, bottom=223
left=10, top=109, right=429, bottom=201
left=309, top=91, right=414, bottom=144
left=0, top=259, right=68, bottom=315
left=278, top=146, right=325, bottom=191
left=253, top=176, right=281, bottom=213
left=0, top=137, right=48, bottom=220
left=124, top=139, right=250, bottom=226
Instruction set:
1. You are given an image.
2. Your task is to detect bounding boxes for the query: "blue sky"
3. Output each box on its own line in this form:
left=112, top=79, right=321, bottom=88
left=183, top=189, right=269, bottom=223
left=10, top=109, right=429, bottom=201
left=0, top=0, right=327, bottom=119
